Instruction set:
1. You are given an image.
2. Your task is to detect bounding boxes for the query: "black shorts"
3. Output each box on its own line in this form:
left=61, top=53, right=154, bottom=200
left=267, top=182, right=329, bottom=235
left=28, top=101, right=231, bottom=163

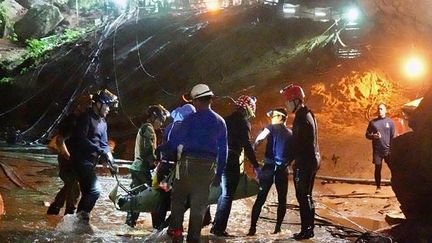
left=372, top=153, right=390, bottom=165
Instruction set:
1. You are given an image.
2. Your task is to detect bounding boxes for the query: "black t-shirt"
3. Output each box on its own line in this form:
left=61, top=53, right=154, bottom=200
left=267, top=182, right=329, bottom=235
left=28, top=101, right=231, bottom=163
left=224, top=111, right=259, bottom=167
left=365, top=117, right=395, bottom=156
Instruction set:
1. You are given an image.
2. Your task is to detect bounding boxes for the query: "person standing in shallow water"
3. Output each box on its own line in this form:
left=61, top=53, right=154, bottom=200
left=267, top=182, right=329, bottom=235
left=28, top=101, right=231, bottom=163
left=126, top=104, right=170, bottom=228
left=281, top=84, right=320, bottom=240
left=68, top=89, right=118, bottom=223
left=154, top=103, right=196, bottom=230
left=365, top=103, right=395, bottom=193
left=168, top=84, right=228, bottom=243
left=46, top=94, right=91, bottom=215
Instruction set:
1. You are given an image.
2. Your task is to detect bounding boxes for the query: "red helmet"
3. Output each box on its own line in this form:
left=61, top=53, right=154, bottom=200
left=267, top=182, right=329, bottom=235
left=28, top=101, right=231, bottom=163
left=235, top=95, right=257, bottom=117
left=280, top=84, right=305, bottom=101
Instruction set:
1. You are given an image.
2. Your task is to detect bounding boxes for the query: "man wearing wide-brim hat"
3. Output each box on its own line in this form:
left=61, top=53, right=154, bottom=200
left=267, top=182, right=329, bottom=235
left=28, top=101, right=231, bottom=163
left=168, top=84, right=228, bottom=243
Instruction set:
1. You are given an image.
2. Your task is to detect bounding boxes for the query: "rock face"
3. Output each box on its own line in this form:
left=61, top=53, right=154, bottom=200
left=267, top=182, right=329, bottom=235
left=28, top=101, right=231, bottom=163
left=14, top=3, right=63, bottom=40
left=358, top=0, right=432, bottom=40
left=0, top=192, right=3, bottom=215
left=389, top=88, right=432, bottom=221
left=0, top=0, right=26, bottom=37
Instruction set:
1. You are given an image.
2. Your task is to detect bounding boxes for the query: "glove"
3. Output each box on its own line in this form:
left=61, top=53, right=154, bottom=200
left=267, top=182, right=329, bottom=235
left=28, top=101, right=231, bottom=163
left=211, top=175, right=221, bottom=187
left=254, top=167, right=262, bottom=181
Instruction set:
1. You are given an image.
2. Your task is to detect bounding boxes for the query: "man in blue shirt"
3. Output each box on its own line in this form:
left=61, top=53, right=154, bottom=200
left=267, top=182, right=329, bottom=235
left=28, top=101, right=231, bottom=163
left=168, top=84, right=228, bottom=243
left=365, top=103, right=395, bottom=193
left=68, top=89, right=118, bottom=223
left=247, top=108, right=293, bottom=236
left=154, top=103, right=196, bottom=230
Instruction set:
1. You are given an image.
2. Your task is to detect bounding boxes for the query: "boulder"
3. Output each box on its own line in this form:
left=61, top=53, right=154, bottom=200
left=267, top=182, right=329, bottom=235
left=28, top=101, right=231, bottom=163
left=14, top=0, right=47, bottom=9
left=0, top=0, right=26, bottom=37
left=13, top=3, right=64, bottom=41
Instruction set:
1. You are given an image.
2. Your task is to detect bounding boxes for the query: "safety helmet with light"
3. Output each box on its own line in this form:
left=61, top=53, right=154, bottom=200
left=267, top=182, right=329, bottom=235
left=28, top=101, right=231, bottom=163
left=92, top=89, right=119, bottom=108
left=266, top=108, right=288, bottom=118
left=235, top=95, right=257, bottom=118
left=148, top=104, right=170, bottom=121
left=190, top=84, right=214, bottom=100
left=280, top=84, right=305, bottom=102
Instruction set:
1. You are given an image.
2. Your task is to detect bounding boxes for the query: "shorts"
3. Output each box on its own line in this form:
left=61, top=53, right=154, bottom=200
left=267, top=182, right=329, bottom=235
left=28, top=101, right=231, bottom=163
left=372, top=153, right=390, bottom=165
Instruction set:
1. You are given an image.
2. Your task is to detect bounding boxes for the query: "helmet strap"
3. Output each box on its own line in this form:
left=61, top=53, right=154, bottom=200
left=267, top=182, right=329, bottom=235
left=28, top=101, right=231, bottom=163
left=98, top=103, right=104, bottom=117
left=293, top=99, right=304, bottom=112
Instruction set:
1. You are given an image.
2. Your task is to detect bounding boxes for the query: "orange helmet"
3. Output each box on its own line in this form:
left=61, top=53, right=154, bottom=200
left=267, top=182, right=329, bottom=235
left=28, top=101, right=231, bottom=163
left=280, top=84, right=305, bottom=101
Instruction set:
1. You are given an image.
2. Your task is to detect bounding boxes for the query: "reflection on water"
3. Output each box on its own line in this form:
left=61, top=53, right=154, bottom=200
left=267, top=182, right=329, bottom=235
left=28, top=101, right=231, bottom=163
left=0, top=172, right=153, bottom=242
left=0, top=156, right=351, bottom=243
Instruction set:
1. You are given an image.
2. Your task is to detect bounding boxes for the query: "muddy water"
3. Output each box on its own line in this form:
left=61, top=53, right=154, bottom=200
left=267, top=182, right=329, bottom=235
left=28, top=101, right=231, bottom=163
left=0, top=148, right=355, bottom=242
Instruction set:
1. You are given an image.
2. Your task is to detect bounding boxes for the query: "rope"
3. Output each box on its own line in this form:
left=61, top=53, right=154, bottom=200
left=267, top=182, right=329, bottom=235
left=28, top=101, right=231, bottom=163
left=134, top=9, right=156, bottom=79
left=112, top=172, right=133, bottom=195
left=316, top=201, right=369, bottom=233
left=133, top=8, right=180, bottom=97
left=20, top=60, right=90, bottom=138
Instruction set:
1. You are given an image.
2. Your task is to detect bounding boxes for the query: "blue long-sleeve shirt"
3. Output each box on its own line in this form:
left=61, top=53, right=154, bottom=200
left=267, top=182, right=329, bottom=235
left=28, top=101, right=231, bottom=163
left=156, top=121, right=182, bottom=162
left=177, top=108, right=228, bottom=177
left=68, top=109, right=110, bottom=161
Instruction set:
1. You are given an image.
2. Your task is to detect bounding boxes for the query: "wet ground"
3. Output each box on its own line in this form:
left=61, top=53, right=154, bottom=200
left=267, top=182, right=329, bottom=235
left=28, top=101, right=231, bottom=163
left=0, top=145, right=402, bottom=242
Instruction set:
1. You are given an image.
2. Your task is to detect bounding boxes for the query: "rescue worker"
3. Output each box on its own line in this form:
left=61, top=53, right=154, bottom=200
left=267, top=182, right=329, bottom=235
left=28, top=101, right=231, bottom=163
left=211, top=95, right=261, bottom=237
left=247, top=108, right=293, bottom=236
left=154, top=104, right=197, bottom=230
left=365, top=103, right=395, bottom=193
left=281, top=84, right=320, bottom=240
left=68, top=89, right=118, bottom=223
left=168, top=84, right=228, bottom=243
left=46, top=94, right=91, bottom=215
left=126, top=104, right=170, bottom=228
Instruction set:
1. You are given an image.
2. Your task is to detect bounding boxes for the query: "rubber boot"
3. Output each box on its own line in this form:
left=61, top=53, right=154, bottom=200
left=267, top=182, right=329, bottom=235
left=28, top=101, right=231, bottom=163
left=202, top=207, right=212, bottom=227
left=64, top=207, right=76, bottom=215
left=47, top=205, right=61, bottom=215
left=168, top=228, right=183, bottom=243
left=293, top=226, right=314, bottom=240
left=126, top=212, right=139, bottom=227
left=273, top=224, right=281, bottom=234
left=246, top=227, right=256, bottom=236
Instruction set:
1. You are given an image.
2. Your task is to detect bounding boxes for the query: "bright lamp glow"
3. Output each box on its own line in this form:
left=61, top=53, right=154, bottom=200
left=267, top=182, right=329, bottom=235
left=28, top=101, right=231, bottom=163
left=345, top=7, right=360, bottom=22
left=283, top=7, right=296, bottom=14
left=207, top=1, right=219, bottom=11
left=315, top=10, right=327, bottom=17
left=404, top=56, right=426, bottom=78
